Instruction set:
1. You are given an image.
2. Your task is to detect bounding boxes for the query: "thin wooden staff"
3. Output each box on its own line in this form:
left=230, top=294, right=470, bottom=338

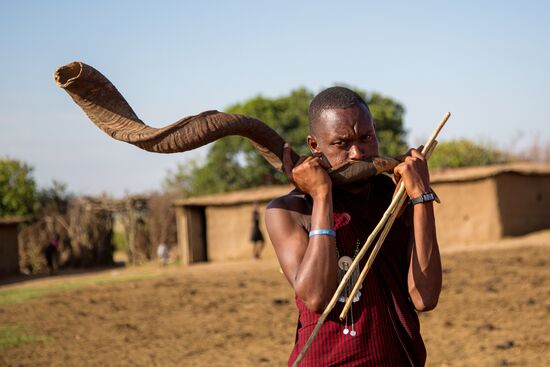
left=291, top=112, right=450, bottom=367
left=339, top=138, right=439, bottom=320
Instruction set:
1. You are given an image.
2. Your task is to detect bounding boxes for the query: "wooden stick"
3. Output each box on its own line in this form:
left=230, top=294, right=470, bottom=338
left=339, top=139, right=439, bottom=319
left=339, top=114, right=449, bottom=320
left=291, top=112, right=450, bottom=367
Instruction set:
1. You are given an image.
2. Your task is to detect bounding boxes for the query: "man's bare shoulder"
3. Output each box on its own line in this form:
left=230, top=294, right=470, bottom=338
left=267, top=189, right=312, bottom=216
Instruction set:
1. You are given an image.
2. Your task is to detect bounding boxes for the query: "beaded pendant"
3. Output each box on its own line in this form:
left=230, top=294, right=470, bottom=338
left=336, top=238, right=362, bottom=336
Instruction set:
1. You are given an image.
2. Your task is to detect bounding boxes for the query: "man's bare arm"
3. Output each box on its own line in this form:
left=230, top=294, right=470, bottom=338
left=394, top=148, right=442, bottom=311
left=407, top=201, right=442, bottom=311
left=266, top=195, right=336, bottom=312
left=265, top=144, right=338, bottom=312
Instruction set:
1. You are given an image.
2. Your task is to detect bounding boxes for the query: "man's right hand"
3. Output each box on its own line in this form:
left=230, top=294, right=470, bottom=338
left=283, top=143, right=332, bottom=198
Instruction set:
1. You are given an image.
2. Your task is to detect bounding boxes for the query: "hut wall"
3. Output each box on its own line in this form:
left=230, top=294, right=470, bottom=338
left=496, top=174, right=550, bottom=237
left=0, top=223, right=20, bottom=275
left=206, top=202, right=276, bottom=261
left=432, top=178, right=501, bottom=246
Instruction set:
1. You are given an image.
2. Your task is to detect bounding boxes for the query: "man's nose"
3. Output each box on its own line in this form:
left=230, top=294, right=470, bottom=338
left=348, top=144, right=365, bottom=160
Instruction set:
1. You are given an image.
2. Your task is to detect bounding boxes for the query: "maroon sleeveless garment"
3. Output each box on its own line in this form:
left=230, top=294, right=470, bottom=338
left=288, top=175, right=426, bottom=367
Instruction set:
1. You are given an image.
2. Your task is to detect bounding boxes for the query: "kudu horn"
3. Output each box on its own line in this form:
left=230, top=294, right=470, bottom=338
left=54, top=62, right=398, bottom=185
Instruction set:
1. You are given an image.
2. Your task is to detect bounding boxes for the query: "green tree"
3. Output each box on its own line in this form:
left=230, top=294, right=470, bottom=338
left=167, top=87, right=408, bottom=196
left=364, top=91, right=407, bottom=157
left=0, top=158, right=39, bottom=217
left=163, top=160, right=197, bottom=196
left=428, top=139, right=508, bottom=169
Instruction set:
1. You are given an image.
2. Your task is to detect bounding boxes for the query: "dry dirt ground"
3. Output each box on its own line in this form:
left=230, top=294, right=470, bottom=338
left=1, top=230, right=549, bottom=367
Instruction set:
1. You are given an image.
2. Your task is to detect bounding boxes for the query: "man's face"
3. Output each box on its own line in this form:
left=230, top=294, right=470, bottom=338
left=308, top=104, right=379, bottom=168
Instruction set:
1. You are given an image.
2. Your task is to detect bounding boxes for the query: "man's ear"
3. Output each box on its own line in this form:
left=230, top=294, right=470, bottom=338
left=307, top=135, right=320, bottom=153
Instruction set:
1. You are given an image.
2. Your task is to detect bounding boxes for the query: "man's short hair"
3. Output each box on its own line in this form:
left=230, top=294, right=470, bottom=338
left=308, top=87, right=370, bottom=133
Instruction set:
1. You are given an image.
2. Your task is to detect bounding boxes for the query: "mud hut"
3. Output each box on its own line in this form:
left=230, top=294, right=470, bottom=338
left=175, top=163, right=550, bottom=264
left=0, top=217, right=26, bottom=276
left=430, top=163, right=550, bottom=245
left=175, top=186, right=292, bottom=265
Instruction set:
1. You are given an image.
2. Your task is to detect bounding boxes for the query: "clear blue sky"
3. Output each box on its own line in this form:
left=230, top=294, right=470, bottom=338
left=1, top=0, right=548, bottom=196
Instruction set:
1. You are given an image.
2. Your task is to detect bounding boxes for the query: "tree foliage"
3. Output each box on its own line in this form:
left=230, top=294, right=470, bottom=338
left=428, top=139, right=508, bottom=169
left=0, top=158, right=39, bottom=217
left=165, top=87, right=408, bottom=196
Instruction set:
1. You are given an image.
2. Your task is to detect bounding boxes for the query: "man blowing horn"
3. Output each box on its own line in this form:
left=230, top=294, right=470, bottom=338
left=54, top=62, right=440, bottom=366
left=265, top=87, right=442, bottom=366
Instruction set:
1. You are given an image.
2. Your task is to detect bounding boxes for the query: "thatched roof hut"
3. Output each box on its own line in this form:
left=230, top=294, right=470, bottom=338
left=175, top=163, right=550, bottom=264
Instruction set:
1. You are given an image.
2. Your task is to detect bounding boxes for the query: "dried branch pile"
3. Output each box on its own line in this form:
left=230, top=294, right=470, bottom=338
left=18, top=197, right=114, bottom=273
left=18, top=192, right=178, bottom=273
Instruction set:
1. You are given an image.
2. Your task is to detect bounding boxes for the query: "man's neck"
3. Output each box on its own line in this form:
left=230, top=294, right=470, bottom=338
left=336, top=180, right=372, bottom=195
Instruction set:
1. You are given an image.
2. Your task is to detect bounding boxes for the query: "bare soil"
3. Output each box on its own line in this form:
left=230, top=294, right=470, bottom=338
left=1, top=231, right=549, bottom=367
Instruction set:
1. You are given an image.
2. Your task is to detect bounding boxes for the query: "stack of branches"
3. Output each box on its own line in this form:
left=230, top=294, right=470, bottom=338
left=65, top=197, right=115, bottom=267
left=18, top=190, right=179, bottom=272
left=18, top=215, right=67, bottom=274
left=18, top=196, right=115, bottom=273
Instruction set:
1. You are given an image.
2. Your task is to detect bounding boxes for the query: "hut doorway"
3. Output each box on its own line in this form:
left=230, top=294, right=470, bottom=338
left=182, top=206, right=208, bottom=264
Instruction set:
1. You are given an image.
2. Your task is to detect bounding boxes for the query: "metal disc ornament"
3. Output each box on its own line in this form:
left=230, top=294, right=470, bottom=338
left=338, top=256, right=353, bottom=271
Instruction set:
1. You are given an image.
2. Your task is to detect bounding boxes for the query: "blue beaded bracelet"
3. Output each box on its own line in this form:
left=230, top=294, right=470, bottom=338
left=309, top=229, right=336, bottom=238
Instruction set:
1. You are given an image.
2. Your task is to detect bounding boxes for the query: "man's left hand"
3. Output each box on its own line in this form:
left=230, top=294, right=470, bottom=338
left=393, top=147, right=431, bottom=199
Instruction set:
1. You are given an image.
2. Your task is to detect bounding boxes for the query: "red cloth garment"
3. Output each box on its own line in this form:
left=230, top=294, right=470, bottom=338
left=288, top=175, right=426, bottom=367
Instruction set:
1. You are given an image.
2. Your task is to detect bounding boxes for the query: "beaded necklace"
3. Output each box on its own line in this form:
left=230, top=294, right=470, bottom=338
left=335, top=238, right=361, bottom=259
left=336, top=237, right=363, bottom=337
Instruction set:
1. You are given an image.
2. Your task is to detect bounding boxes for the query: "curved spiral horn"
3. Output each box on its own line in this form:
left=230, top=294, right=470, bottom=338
left=54, top=62, right=398, bottom=185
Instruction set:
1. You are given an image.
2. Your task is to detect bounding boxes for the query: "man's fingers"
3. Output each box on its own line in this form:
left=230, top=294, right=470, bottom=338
left=394, top=154, right=406, bottom=162
left=396, top=146, right=427, bottom=162
left=409, top=145, right=426, bottom=159
left=393, top=163, right=402, bottom=181
left=395, top=148, right=413, bottom=162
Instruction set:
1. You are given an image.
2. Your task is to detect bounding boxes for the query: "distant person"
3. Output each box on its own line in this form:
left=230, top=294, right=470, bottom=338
left=157, top=243, right=170, bottom=266
left=250, top=203, right=265, bottom=259
left=44, top=236, right=60, bottom=275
